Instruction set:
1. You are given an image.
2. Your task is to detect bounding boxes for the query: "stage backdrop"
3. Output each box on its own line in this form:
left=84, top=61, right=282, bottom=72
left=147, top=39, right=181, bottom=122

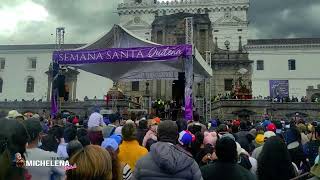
left=269, top=80, right=289, bottom=98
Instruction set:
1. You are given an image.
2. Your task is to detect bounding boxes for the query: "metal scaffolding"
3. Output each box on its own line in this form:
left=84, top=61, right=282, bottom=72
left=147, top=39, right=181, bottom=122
left=205, top=51, right=212, bottom=123
left=55, top=27, right=65, bottom=50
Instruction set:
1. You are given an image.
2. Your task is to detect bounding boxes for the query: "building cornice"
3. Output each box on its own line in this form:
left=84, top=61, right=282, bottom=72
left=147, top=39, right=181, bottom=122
left=117, top=0, right=249, bottom=15
left=245, top=44, right=320, bottom=50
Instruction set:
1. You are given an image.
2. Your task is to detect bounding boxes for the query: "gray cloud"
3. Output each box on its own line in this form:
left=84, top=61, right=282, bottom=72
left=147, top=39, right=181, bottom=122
left=0, top=0, right=119, bottom=44
left=1, top=0, right=320, bottom=44
left=248, top=0, right=320, bottom=38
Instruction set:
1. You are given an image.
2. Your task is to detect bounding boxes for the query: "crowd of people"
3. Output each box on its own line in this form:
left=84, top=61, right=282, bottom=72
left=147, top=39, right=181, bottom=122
left=1, top=108, right=320, bottom=180
left=212, top=93, right=319, bottom=103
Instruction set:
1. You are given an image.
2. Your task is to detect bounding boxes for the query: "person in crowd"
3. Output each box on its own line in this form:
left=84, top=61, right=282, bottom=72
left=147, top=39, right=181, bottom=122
left=196, top=144, right=215, bottom=167
left=203, top=131, right=218, bottom=148
left=102, top=114, right=121, bottom=139
left=102, top=124, right=116, bottom=140
left=273, top=120, right=285, bottom=139
left=71, top=116, right=79, bottom=126
left=304, top=125, right=320, bottom=166
left=251, top=131, right=276, bottom=160
left=257, top=136, right=297, bottom=180
left=297, top=123, right=310, bottom=145
left=76, top=128, right=91, bottom=147
left=234, top=121, right=254, bottom=153
left=41, top=125, right=64, bottom=152
left=6, top=110, right=24, bottom=120
left=0, top=118, right=31, bottom=180
left=24, top=118, right=65, bottom=180
left=217, top=124, right=229, bottom=136
left=308, top=146, right=320, bottom=179
left=195, top=131, right=218, bottom=166
left=201, top=136, right=256, bottom=180
left=255, top=125, right=264, bottom=135
left=136, top=119, right=148, bottom=145
left=286, top=127, right=310, bottom=174
left=39, top=116, right=49, bottom=134
left=130, top=112, right=137, bottom=122
left=297, top=123, right=309, bottom=145
left=88, top=126, right=104, bottom=145
left=57, top=125, right=77, bottom=159
left=66, top=145, right=112, bottom=180
left=190, top=131, right=204, bottom=157
left=208, top=119, right=218, bottom=131
left=176, top=119, right=188, bottom=132
left=231, top=124, right=239, bottom=134
left=236, top=142, right=257, bottom=175
left=87, top=107, right=106, bottom=129
left=261, top=116, right=271, bottom=128
left=66, top=140, right=83, bottom=159
left=133, top=120, right=203, bottom=180
left=266, top=123, right=276, bottom=132
left=118, top=123, right=148, bottom=171
left=254, top=133, right=264, bottom=147
left=187, top=115, right=207, bottom=134
left=142, top=119, right=158, bottom=147
left=102, top=135, right=132, bottom=180
left=177, top=130, right=194, bottom=156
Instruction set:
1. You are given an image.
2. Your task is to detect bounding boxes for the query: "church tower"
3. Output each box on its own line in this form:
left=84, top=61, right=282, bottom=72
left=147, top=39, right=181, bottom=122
left=118, top=0, right=249, bottom=50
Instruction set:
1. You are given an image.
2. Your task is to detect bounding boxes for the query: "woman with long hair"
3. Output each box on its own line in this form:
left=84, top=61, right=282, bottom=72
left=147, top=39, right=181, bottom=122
left=66, top=145, right=112, bottom=180
left=257, top=136, right=297, bottom=180
left=0, top=118, right=30, bottom=180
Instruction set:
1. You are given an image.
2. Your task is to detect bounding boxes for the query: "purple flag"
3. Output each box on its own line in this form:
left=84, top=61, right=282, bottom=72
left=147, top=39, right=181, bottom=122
left=184, top=56, right=193, bottom=121
left=51, top=89, right=58, bottom=117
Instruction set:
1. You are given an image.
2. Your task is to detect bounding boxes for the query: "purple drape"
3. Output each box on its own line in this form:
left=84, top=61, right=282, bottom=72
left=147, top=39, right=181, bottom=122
left=184, top=56, right=193, bottom=121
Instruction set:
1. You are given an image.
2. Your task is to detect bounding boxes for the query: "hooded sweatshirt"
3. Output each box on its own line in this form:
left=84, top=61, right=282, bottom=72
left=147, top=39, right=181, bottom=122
left=133, top=142, right=203, bottom=180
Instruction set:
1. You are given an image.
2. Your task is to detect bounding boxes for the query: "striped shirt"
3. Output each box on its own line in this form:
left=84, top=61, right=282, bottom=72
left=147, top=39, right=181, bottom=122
left=123, top=163, right=132, bottom=180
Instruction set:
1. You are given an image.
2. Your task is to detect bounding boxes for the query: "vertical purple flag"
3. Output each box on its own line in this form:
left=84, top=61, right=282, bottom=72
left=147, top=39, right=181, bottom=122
left=51, top=62, right=59, bottom=117
left=184, top=56, right=193, bottom=121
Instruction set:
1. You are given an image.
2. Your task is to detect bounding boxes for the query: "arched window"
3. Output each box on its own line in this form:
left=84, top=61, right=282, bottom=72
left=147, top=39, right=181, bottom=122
left=0, top=78, right=3, bottom=93
left=26, top=77, right=34, bottom=93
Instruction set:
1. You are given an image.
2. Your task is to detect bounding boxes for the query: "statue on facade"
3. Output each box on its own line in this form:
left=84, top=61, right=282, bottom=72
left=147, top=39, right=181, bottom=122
left=233, top=76, right=252, bottom=99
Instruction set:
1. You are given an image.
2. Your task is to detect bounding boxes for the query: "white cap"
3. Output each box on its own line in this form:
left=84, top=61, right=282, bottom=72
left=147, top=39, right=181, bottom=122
left=264, top=131, right=276, bottom=139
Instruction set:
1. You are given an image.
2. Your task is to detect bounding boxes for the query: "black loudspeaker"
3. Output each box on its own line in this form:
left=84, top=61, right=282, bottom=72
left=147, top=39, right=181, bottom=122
left=57, top=75, right=65, bottom=98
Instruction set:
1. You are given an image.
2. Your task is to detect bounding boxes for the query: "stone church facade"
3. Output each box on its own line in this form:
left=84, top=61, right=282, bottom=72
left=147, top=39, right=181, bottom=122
left=117, top=0, right=252, bottom=101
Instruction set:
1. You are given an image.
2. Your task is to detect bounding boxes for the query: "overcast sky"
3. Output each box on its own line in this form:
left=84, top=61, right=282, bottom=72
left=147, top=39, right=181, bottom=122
left=0, top=0, right=320, bottom=44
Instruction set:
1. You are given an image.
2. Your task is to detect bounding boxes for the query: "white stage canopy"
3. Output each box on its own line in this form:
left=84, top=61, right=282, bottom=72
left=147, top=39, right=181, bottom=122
left=53, top=25, right=212, bottom=82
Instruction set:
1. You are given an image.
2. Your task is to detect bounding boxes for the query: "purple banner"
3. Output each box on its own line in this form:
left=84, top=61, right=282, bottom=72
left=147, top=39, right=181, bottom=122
left=269, top=80, right=289, bottom=98
left=53, top=45, right=192, bottom=64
